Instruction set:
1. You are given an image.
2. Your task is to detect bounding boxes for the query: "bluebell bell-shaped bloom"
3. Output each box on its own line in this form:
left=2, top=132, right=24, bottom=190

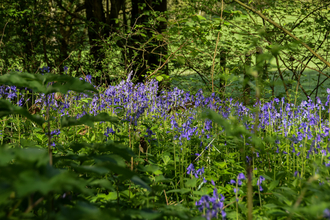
left=187, top=163, right=195, bottom=175
left=196, top=188, right=226, bottom=220
left=324, top=208, right=330, bottom=220
left=104, top=127, right=115, bottom=137
left=211, top=179, right=215, bottom=186
left=229, top=179, right=236, bottom=185
left=257, top=176, right=265, bottom=191
left=238, top=173, right=245, bottom=180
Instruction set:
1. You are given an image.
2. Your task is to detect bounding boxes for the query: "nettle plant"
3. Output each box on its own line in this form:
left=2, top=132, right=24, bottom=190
left=1, top=70, right=330, bottom=219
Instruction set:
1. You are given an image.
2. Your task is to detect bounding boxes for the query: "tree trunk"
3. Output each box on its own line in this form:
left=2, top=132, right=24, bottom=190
left=219, top=49, right=227, bottom=96
left=130, top=0, right=168, bottom=85
left=85, top=0, right=106, bottom=81
left=84, top=0, right=123, bottom=85
left=255, top=46, right=268, bottom=95
left=243, top=51, right=252, bottom=105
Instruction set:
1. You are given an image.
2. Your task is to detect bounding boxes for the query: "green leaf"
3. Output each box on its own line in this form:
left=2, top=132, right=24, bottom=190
left=89, top=179, right=115, bottom=191
left=71, top=165, right=109, bottom=175
left=61, top=112, right=119, bottom=128
left=185, top=178, right=197, bottom=188
left=145, top=165, right=163, bottom=175
left=166, top=188, right=190, bottom=194
left=196, top=15, right=206, bottom=21
left=131, top=176, right=151, bottom=191
left=0, top=100, right=45, bottom=126
left=272, top=192, right=292, bottom=206
left=268, top=180, right=279, bottom=191
left=156, top=17, right=167, bottom=22
left=156, top=75, right=164, bottom=82
left=263, top=203, right=278, bottom=209
left=139, top=210, right=162, bottom=219
left=0, top=71, right=98, bottom=96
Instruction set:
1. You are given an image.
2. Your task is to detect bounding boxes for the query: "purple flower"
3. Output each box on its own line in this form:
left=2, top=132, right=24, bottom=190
left=145, top=127, right=155, bottom=137
left=187, top=163, right=194, bottom=175
left=47, top=129, right=60, bottom=138
left=104, top=127, right=115, bottom=137
left=324, top=208, right=330, bottom=220
left=257, top=176, right=265, bottom=191
left=196, top=188, right=226, bottom=220
left=237, top=173, right=245, bottom=186
left=63, top=66, right=69, bottom=73
left=238, top=173, right=245, bottom=180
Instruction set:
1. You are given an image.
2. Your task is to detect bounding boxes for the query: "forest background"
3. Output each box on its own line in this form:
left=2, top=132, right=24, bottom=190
left=1, top=0, right=329, bottom=103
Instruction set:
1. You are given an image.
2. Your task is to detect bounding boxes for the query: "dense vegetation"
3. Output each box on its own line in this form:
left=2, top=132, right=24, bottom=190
left=1, top=0, right=330, bottom=219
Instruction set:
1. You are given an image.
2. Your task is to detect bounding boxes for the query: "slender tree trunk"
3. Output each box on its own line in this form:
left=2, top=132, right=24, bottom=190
left=243, top=51, right=252, bottom=105
left=130, top=0, right=168, bottom=85
left=219, top=49, right=227, bottom=96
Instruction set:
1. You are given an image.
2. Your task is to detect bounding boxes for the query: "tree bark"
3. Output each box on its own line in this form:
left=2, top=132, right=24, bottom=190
left=243, top=51, right=252, bottom=105
left=130, top=0, right=168, bottom=85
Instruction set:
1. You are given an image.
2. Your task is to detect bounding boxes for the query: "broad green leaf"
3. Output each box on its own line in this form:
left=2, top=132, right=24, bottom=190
left=185, top=178, right=197, bottom=188
left=156, top=75, right=164, bottom=82
left=145, top=165, right=163, bottom=175
left=89, top=179, right=115, bottom=191
left=0, top=71, right=98, bottom=96
left=166, top=188, right=190, bottom=194
left=196, top=15, right=206, bottom=21
left=0, top=100, right=45, bottom=126
left=263, top=203, right=278, bottom=209
left=272, top=192, right=292, bottom=206
left=61, top=112, right=119, bottom=128
left=268, top=180, right=279, bottom=191
left=139, top=210, right=162, bottom=220
left=156, top=17, right=167, bottom=22
left=131, top=176, right=151, bottom=191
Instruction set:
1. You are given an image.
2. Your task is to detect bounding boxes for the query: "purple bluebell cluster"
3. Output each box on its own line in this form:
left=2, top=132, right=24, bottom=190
left=257, top=176, right=265, bottom=191
left=187, top=163, right=206, bottom=182
left=104, top=127, right=115, bottom=137
left=324, top=208, right=330, bottom=220
left=0, top=85, right=18, bottom=100
left=195, top=186, right=226, bottom=220
left=228, top=173, right=246, bottom=197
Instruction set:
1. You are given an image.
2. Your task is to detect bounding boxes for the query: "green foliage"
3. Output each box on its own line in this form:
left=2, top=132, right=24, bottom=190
left=0, top=71, right=198, bottom=219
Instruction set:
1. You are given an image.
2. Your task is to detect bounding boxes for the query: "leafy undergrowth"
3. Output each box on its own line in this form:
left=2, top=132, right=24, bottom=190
left=1, top=71, right=330, bottom=220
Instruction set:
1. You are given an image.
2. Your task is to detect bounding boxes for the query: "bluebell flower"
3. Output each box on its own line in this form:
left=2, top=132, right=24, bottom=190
left=187, top=163, right=195, bottom=175
left=257, top=176, right=265, bottom=191
left=211, top=179, right=215, bottom=186
left=229, top=179, right=236, bottom=185
left=104, top=127, right=115, bottom=137
left=196, top=188, right=226, bottom=220
left=324, top=208, right=330, bottom=220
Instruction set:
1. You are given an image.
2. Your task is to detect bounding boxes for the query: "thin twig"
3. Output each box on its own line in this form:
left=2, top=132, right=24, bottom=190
left=163, top=190, right=169, bottom=205
left=0, top=21, right=9, bottom=47
left=145, top=40, right=192, bottom=82
left=24, top=197, right=44, bottom=214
